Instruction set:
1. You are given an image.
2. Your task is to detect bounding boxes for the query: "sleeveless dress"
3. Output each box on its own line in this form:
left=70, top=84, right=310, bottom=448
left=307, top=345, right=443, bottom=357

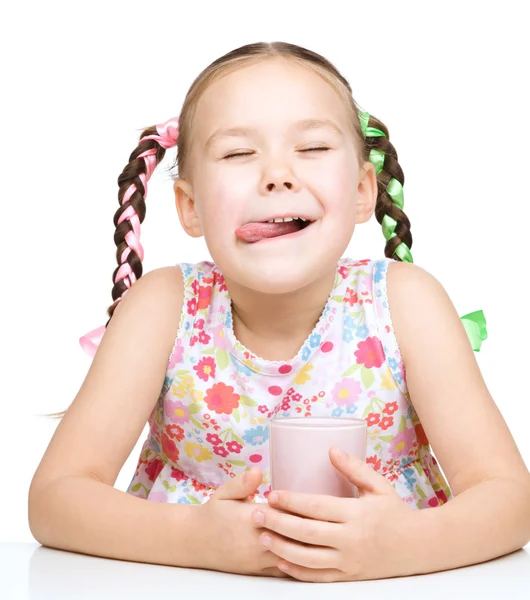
left=126, top=257, right=452, bottom=509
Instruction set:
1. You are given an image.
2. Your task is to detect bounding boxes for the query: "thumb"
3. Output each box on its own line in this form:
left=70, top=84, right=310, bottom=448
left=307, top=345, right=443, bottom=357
left=214, top=466, right=263, bottom=501
left=329, top=447, right=392, bottom=496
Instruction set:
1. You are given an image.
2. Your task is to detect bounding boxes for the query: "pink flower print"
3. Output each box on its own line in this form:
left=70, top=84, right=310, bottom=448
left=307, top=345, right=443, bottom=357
left=435, top=489, right=448, bottom=504
left=213, top=325, right=227, bottom=351
left=192, top=279, right=200, bottom=295
left=194, top=356, right=216, bottom=382
left=206, top=433, right=222, bottom=446
left=167, top=341, right=184, bottom=370
left=145, top=457, right=164, bottom=482
left=227, top=441, right=243, bottom=454
left=354, top=336, right=385, bottom=369
left=338, top=265, right=349, bottom=279
left=331, top=378, right=362, bottom=406
left=148, top=491, right=168, bottom=503
left=165, top=399, right=190, bottom=424
left=366, top=454, right=382, bottom=471
left=389, top=427, right=415, bottom=459
left=195, top=318, right=205, bottom=330
left=258, top=405, right=268, bottom=414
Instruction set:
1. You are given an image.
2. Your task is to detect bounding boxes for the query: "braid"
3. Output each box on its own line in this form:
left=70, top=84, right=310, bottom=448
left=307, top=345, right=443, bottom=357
left=107, top=131, right=164, bottom=320
left=106, top=119, right=180, bottom=323
left=358, top=112, right=413, bottom=263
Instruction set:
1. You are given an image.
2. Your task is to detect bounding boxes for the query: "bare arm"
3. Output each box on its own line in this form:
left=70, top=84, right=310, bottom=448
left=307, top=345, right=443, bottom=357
left=28, top=266, right=202, bottom=567
left=387, top=262, right=530, bottom=573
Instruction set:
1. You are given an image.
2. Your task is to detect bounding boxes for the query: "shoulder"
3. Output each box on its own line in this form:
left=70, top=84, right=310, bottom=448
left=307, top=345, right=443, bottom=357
left=385, top=260, right=468, bottom=364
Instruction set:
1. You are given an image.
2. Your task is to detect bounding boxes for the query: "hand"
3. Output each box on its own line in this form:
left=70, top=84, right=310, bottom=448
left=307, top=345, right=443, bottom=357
left=251, top=447, right=415, bottom=582
left=198, top=467, right=289, bottom=578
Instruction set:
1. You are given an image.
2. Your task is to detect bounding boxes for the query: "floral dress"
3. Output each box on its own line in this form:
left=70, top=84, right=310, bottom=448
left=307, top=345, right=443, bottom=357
left=126, top=257, right=452, bottom=509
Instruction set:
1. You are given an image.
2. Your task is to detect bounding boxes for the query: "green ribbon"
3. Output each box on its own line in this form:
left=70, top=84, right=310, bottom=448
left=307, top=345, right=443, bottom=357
left=358, top=110, right=488, bottom=352
left=460, top=310, right=488, bottom=351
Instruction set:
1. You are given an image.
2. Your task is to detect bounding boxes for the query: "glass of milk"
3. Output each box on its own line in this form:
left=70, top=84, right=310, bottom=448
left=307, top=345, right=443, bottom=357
left=269, top=417, right=367, bottom=497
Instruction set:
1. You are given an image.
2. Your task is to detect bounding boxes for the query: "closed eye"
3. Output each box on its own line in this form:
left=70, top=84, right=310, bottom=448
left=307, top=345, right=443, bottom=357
left=224, top=147, right=330, bottom=159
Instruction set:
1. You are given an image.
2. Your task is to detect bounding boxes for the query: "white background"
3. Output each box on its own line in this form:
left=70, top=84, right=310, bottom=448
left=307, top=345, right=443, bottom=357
left=1, top=0, right=529, bottom=542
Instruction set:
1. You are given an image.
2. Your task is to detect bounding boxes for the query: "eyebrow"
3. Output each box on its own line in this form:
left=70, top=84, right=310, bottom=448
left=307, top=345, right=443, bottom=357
left=205, top=118, right=344, bottom=149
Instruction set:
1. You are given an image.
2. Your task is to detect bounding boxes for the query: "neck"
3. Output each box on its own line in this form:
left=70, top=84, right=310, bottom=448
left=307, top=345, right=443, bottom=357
left=225, top=266, right=338, bottom=362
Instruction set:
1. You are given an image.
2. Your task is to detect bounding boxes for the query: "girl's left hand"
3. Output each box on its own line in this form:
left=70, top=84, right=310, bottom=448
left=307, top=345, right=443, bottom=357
left=251, top=447, right=416, bottom=582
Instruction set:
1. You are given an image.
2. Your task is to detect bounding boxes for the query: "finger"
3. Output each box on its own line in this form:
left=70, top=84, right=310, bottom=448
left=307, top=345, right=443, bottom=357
left=329, top=447, right=393, bottom=496
left=260, top=532, right=339, bottom=570
left=277, top=561, right=345, bottom=583
left=252, top=507, right=341, bottom=547
left=214, top=466, right=262, bottom=501
left=268, top=490, right=352, bottom=522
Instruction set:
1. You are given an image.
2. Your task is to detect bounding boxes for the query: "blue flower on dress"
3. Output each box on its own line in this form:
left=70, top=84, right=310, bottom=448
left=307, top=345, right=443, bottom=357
left=230, top=354, right=254, bottom=376
left=356, top=324, right=369, bottom=339
left=388, top=357, right=398, bottom=370
left=182, top=264, right=193, bottom=277
left=394, top=372, right=403, bottom=385
left=177, top=497, right=192, bottom=504
left=243, top=425, right=270, bottom=446
left=309, top=333, right=321, bottom=348
left=343, top=328, right=353, bottom=343
left=332, top=407, right=343, bottom=417
left=225, top=310, right=233, bottom=329
left=344, top=315, right=355, bottom=330
left=373, top=261, right=386, bottom=283
left=345, top=404, right=358, bottom=415
left=150, top=439, right=161, bottom=454
left=402, top=467, right=417, bottom=492
left=301, top=345, right=311, bottom=361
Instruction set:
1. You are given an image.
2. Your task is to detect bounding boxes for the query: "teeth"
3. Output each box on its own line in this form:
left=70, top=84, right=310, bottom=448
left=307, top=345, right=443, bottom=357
left=266, top=216, right=307, bottom=223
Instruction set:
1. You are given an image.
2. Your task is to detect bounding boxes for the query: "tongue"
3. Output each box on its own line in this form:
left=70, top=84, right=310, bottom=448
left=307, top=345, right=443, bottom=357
left=235, top=220, right=302, bottom=243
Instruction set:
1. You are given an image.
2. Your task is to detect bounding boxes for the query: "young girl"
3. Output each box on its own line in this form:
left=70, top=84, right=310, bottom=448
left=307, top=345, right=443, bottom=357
left=29, top=42, right=530, bottom=582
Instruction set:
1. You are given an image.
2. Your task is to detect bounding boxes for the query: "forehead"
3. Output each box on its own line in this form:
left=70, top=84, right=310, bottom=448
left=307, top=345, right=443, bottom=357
left=193, top=58, right=351, bottom=139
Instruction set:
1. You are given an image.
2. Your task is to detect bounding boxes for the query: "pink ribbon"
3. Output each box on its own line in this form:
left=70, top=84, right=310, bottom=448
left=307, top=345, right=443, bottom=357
left=79, top=117, right=180, bottom=358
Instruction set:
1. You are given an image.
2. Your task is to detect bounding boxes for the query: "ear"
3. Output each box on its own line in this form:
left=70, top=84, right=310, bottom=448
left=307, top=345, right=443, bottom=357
left=355, top=161, right=377, bottom=224
left=174, top=179, right=204, bottom=238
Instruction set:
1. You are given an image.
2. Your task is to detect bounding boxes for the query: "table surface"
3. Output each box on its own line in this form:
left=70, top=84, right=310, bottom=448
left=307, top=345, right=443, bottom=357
left=2, top=543, right=530, bottom=600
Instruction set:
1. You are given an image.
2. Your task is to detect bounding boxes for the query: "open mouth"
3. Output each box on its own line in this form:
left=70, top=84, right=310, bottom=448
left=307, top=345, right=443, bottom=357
left=235, top=217, right=315, bottom=244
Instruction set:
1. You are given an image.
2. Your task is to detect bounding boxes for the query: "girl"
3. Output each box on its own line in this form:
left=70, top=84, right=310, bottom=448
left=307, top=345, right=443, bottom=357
left=28, top=42, right=530, bottom=582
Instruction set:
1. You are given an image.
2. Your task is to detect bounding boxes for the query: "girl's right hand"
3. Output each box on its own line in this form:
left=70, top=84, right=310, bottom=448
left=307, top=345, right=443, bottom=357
left=198, top=467, right=288, bottom=578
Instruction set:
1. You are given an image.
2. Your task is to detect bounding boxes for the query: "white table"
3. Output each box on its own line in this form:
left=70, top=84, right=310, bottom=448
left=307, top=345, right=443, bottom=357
left=2, top=543, right=530, bottom=599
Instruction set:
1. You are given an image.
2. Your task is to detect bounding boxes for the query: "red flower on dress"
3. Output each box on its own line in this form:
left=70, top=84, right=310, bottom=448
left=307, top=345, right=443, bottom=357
left=354, top=336, right=385, bottom=368
left=170, top=467, right=187, bottom=482
left=161, top=433, right=180, bottom=462
left=206, top=433, right=222, bottom=446
left=227, top=441, right=243, bottom=454
left=366, top=454, right=382, bottom=471
left=187, top=297, right=198, bottom=316
left=383, top=401, right=398, bottom=416
left=379, top=416, right=394, bottom=430
left=193, top=356, right=216, bottom=382
left=204, top=382, right=240, bottom=414
left=197, top=285, right=213, bottom=310
left=415, top=423, right=429, bottom=446
left=366, top=413, right=380, bottom=427
left=258, top=405, right=268, bottom=414
left=166, top=424, right=184, bottom=442
left=145, top=458, right=164, bottom=482
left=345, top=288, right=359, bottom=307
left=214, top=446, right=229, bottom=458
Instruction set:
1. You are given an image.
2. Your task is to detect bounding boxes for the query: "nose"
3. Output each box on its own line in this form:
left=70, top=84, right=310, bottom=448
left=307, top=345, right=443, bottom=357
left=260, top=159, right=300, bottom=194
